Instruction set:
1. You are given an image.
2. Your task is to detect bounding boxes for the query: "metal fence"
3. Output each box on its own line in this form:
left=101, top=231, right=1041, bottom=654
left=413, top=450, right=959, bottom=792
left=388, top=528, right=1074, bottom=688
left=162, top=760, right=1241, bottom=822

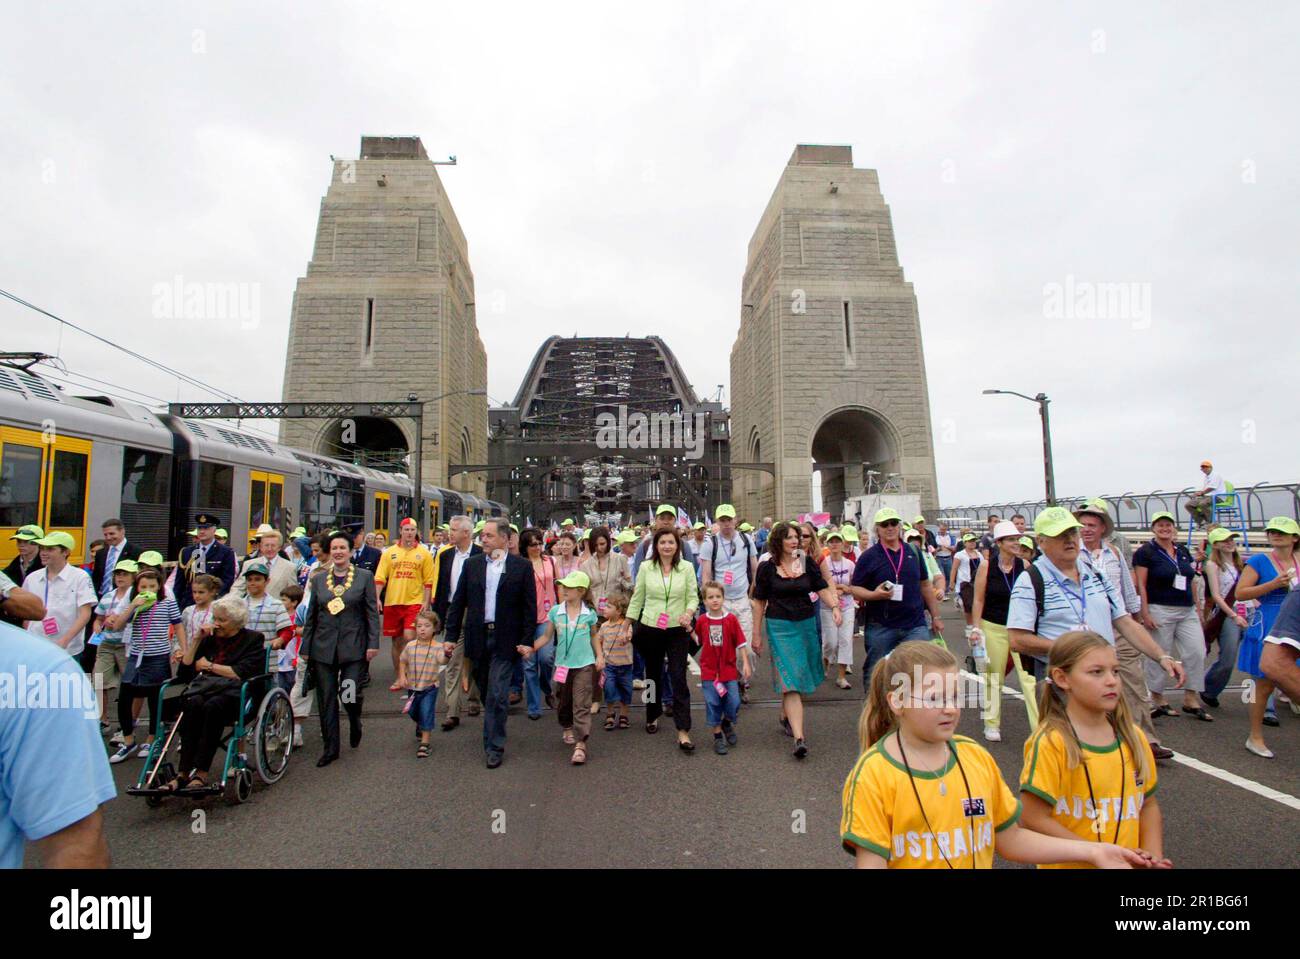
left=941, top=482, right=1300, bottom=532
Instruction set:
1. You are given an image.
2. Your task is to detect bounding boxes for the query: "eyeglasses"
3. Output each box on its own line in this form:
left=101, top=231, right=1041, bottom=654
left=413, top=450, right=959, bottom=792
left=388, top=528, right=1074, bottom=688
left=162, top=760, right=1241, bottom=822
left=879, top=520, right=900, bottom=528
left=800, top=533, right=812, bottom=540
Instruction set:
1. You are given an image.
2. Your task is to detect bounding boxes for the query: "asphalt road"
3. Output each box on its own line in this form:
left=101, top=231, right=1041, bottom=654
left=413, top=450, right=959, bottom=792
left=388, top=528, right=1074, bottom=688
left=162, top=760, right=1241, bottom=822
left=90, top=601, right=1299, bottom=868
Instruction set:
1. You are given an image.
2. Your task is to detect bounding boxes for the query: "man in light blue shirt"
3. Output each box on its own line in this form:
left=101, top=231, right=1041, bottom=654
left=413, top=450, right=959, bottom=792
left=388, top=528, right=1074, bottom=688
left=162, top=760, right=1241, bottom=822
left=1, top=620, right=114, bottom=867
left=1006, top=507, right=1185, bottom=691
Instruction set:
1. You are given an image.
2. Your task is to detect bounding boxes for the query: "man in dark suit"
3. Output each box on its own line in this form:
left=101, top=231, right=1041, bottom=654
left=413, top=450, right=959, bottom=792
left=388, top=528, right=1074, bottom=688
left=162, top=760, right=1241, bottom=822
left=432, top=516, right=483, bottom=729
left=90, top=518, right=141, bottom=598
left=301, top=531, right=381, bottom=766
left=175, top=514, right=238, bottom=610
left=346, top=523, right=382, bottom=573
left=443, top=519, right=536, bottom=768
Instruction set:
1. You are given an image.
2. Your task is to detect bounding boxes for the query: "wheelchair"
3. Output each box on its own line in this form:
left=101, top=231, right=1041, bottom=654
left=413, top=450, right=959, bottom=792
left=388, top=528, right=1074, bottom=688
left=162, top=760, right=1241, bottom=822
left=126, top=645, right=294, bottom=805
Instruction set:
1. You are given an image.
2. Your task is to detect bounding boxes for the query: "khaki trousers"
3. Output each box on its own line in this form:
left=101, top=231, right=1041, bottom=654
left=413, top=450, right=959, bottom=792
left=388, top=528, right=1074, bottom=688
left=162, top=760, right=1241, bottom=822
left=556, top=663, right=595, bottom=741
left=441, top=640, right=481, bottom=717
left=1116, top=632, right=1159, bottom=743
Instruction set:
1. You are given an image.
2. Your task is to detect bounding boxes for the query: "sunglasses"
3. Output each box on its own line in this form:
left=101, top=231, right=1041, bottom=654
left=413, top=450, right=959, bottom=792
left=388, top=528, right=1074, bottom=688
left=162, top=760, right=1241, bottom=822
left=879, top=520, right=900, bottom=528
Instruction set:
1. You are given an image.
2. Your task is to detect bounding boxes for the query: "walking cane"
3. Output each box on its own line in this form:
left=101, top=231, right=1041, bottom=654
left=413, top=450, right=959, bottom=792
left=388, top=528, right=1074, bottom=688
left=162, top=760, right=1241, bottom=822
left=145, top=707, right=185, bottom=788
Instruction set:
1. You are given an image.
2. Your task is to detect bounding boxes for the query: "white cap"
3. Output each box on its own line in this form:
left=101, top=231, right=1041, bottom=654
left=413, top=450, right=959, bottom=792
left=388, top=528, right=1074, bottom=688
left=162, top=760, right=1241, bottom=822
left=992, top=520, right=1021, bottom=541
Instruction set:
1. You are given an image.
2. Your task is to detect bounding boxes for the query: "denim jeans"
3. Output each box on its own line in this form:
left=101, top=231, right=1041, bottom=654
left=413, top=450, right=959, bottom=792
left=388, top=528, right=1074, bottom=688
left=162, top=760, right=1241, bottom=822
left=408, top=685, right=440, bottom=732
left=511, top=657, right=525, bottom=695
left=603, top=663, right=633, bottom=704
left=702, top=678, right=740, bottom=727
left=863, top=623, right=933, bottom=689
left=1203, top=615, right=1242, bottom=700
left=937, top=555, right=953, bottom=585
left=524, top=622, right=554, bottom=716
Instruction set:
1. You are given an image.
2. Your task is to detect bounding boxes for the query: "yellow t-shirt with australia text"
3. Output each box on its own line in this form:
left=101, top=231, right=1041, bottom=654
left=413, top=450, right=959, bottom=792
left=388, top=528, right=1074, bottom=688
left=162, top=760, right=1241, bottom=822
left=1020, top=725, right=1157, bottom=868
left=841, top=734, right=1021, bottom=868
left=374, top=544, right=435, bottom=607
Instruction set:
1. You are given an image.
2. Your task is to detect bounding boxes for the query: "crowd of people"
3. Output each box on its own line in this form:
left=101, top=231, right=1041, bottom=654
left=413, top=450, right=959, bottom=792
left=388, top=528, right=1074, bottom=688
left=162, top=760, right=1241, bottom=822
left=2, top=483, right=1298, bottom=869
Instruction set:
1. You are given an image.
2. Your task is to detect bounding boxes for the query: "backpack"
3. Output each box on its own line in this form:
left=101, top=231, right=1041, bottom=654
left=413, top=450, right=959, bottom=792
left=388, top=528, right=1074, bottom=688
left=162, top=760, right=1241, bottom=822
left=710, top=532, right=754, bottom=571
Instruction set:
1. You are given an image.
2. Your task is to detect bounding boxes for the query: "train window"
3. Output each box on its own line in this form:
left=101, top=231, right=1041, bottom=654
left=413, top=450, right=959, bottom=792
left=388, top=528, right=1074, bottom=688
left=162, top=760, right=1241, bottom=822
left=47, top=449, right=89, bottom=528
left=249, top=476, right=266, bottom=529
left=196, top=462, right=234, bottom=509
left=121, top=448, right=171, bottom=505
left=0, top=443, right=42, bottom=527
left=268, top=480, right=284, bottom=529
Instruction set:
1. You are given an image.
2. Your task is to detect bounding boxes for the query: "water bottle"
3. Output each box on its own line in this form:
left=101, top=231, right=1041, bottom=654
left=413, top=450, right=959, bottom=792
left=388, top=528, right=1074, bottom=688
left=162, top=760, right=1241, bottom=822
left=969, top=628, right=988, bottom=673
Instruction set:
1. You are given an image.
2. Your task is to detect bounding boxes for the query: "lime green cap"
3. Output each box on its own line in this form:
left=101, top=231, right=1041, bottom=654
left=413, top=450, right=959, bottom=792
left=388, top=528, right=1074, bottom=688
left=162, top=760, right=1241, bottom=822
left=1034, top=507, right=1082, bottom=538
left=1150, top=511, right=1176, bottom=526
left=1019, top=536, right=1036, bottom=550
left=11, top=524, right=44, bottom=541
left=873, top=507, right=901, bottom=525
left=557, top=570, right=590, bottom=589
left=34, top=531, right=75, bottom=550
left=1265, top=516, right=1300, bottom=537
left=137, top=550, right=165, bottom=567
left=715, top=504, right=736, bottom=519
left=1207, top=527, right=1239, bottom=545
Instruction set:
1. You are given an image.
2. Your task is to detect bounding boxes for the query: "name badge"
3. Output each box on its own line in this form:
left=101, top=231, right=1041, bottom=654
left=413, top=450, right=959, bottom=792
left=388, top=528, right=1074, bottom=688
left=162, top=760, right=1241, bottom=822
left=808, top=592, right=819, bottom=604
left=656, top=612, right=670, bottom=629
left=543, top=599, right=553, bottom=612
left=42, top=617, right=59, bottom=636
left=597, top=597, right=607, bottom=612
left=891, top=584, right=904, bottom=602
left=723, top=571, right=734, bottom=585
left=327, top=597, right=345, bottom=615
left=89, top=632, right=103, bottom=647
left=1173, top=574, right=1187, bottom=591
left=713, top=680, right=728, bottom=697
left=553, top=665, right=569, bottom=684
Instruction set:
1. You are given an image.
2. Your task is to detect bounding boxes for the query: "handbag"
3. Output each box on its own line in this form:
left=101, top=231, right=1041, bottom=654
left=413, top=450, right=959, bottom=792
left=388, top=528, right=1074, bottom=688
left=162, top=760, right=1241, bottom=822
left=182, top=671, right=241, bottom=704
left=1202, top=577, right=1238, bottom=649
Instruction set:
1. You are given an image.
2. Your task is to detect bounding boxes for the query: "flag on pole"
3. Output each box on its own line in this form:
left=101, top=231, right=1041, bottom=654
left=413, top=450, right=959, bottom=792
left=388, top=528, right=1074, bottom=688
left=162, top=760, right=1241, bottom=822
left=677, top=507, right=690, bottom=528
left=526, top=516, right=534, bottom=528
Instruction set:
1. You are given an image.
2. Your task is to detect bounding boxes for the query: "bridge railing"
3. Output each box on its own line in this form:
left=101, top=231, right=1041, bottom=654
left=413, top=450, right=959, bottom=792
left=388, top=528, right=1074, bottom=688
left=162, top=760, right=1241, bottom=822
left=940, top=482, right=1300, bottom=531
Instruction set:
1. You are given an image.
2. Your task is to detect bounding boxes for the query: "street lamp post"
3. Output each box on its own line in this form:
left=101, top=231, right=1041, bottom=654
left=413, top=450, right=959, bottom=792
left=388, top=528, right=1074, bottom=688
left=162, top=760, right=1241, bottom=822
left=412, top=387, right=488, bottom=530
left=982, top=389, right=1057, bottom=505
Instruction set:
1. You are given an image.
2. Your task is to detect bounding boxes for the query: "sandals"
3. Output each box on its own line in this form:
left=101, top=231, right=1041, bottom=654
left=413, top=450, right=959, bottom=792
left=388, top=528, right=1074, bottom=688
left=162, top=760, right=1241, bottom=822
left=1182, top=706, right=1213, bottom=722
left=1151, top=704, right=1178, bottom=719
left=571, top=743, right=587, bottom=765
left=417, top=743, right=431, bottom=758
left=618, top=715, right=630, bottom=729
left=645, top=720, right=658, bottom=734
left=678, top=736, right=695, bottom=752
left=562, top=729, right=576, bottom=746
left=157, top=774, right=188, bottom=793
left=604, top=715, right=616, bottom=731
left=182, top=774, right=209, bottom=792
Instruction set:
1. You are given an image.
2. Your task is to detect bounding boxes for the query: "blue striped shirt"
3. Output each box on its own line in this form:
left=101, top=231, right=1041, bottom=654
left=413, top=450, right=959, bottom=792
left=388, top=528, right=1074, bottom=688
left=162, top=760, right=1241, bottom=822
left=124, top=595, right=181, bottom=658
left=1006, top=554, right=1125, bottom=656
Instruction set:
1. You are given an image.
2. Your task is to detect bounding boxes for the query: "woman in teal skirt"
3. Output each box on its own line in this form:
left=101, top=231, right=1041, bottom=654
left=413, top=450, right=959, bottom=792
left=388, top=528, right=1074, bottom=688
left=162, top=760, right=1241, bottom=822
left=752, top=522, right=843, bottom=759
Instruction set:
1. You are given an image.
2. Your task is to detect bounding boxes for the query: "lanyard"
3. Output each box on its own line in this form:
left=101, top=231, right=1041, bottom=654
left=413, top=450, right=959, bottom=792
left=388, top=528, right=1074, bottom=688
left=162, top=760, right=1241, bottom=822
left=883, top=545, right=905, bottom=582
left=660, top=565, right=675, bottom=607
left=999, top=561, right=1017, bottom=594
left=558, top=605, right=587, bottom=661
left=131, top=600, right=161, bottom=665
left=1046, top=566, right=1088, bottom=626
left=1156, top=546, right=1184, bottom=573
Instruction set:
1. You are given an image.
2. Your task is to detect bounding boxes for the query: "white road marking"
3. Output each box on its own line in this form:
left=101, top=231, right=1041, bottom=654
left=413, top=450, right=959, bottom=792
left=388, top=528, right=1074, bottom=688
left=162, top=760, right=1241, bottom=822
left=960, top=669, right=1300, bottom=813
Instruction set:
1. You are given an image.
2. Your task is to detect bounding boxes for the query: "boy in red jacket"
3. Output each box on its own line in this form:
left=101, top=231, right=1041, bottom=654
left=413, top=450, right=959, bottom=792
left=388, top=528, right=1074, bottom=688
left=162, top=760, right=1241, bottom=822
left=694, top=582, right=751, bottom=755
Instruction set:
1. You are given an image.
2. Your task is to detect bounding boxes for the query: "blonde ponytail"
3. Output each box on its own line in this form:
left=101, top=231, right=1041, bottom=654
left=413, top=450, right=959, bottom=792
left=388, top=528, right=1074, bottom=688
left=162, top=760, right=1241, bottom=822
left=1035, top=630, right=1151, bottom=785
left=857, top=640, right=960, bottom=753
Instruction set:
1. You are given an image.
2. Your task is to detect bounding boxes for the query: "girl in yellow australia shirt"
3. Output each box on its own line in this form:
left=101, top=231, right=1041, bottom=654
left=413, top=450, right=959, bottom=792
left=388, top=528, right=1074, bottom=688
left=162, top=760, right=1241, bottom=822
left=1020, top=630, right=1172, bottom=868
left=840, top=641, right=1152, bottom=869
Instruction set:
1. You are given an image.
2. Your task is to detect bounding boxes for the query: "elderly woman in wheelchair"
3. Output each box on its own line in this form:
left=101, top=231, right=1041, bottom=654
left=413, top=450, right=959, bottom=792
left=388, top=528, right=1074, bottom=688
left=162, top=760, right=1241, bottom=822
left=155, top=595, right=272, bottom=793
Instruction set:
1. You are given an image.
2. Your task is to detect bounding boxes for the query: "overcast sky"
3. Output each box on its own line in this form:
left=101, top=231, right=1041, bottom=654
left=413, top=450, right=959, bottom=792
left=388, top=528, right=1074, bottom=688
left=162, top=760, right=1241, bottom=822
left=3, top=2, right=1298, bottom=506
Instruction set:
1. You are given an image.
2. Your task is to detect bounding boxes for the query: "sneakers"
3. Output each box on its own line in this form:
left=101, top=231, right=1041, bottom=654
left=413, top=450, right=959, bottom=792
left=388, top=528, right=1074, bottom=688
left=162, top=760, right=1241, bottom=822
left=721, top=719, right=738, bottom=746
left=835, top=678, right=851, bottom=690
left=713, top=735, right=728, bottom=755
left=109, top=743, right=143, bottom=764
left=632, top=679, right=646, bottom=690
left=793, top=738, right=808, bottom=759
left=293, top=727, right=304, bottom=748
left=109, top=730, right=125, bottom=746
left=983, top=726, right=1001, bottom=743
